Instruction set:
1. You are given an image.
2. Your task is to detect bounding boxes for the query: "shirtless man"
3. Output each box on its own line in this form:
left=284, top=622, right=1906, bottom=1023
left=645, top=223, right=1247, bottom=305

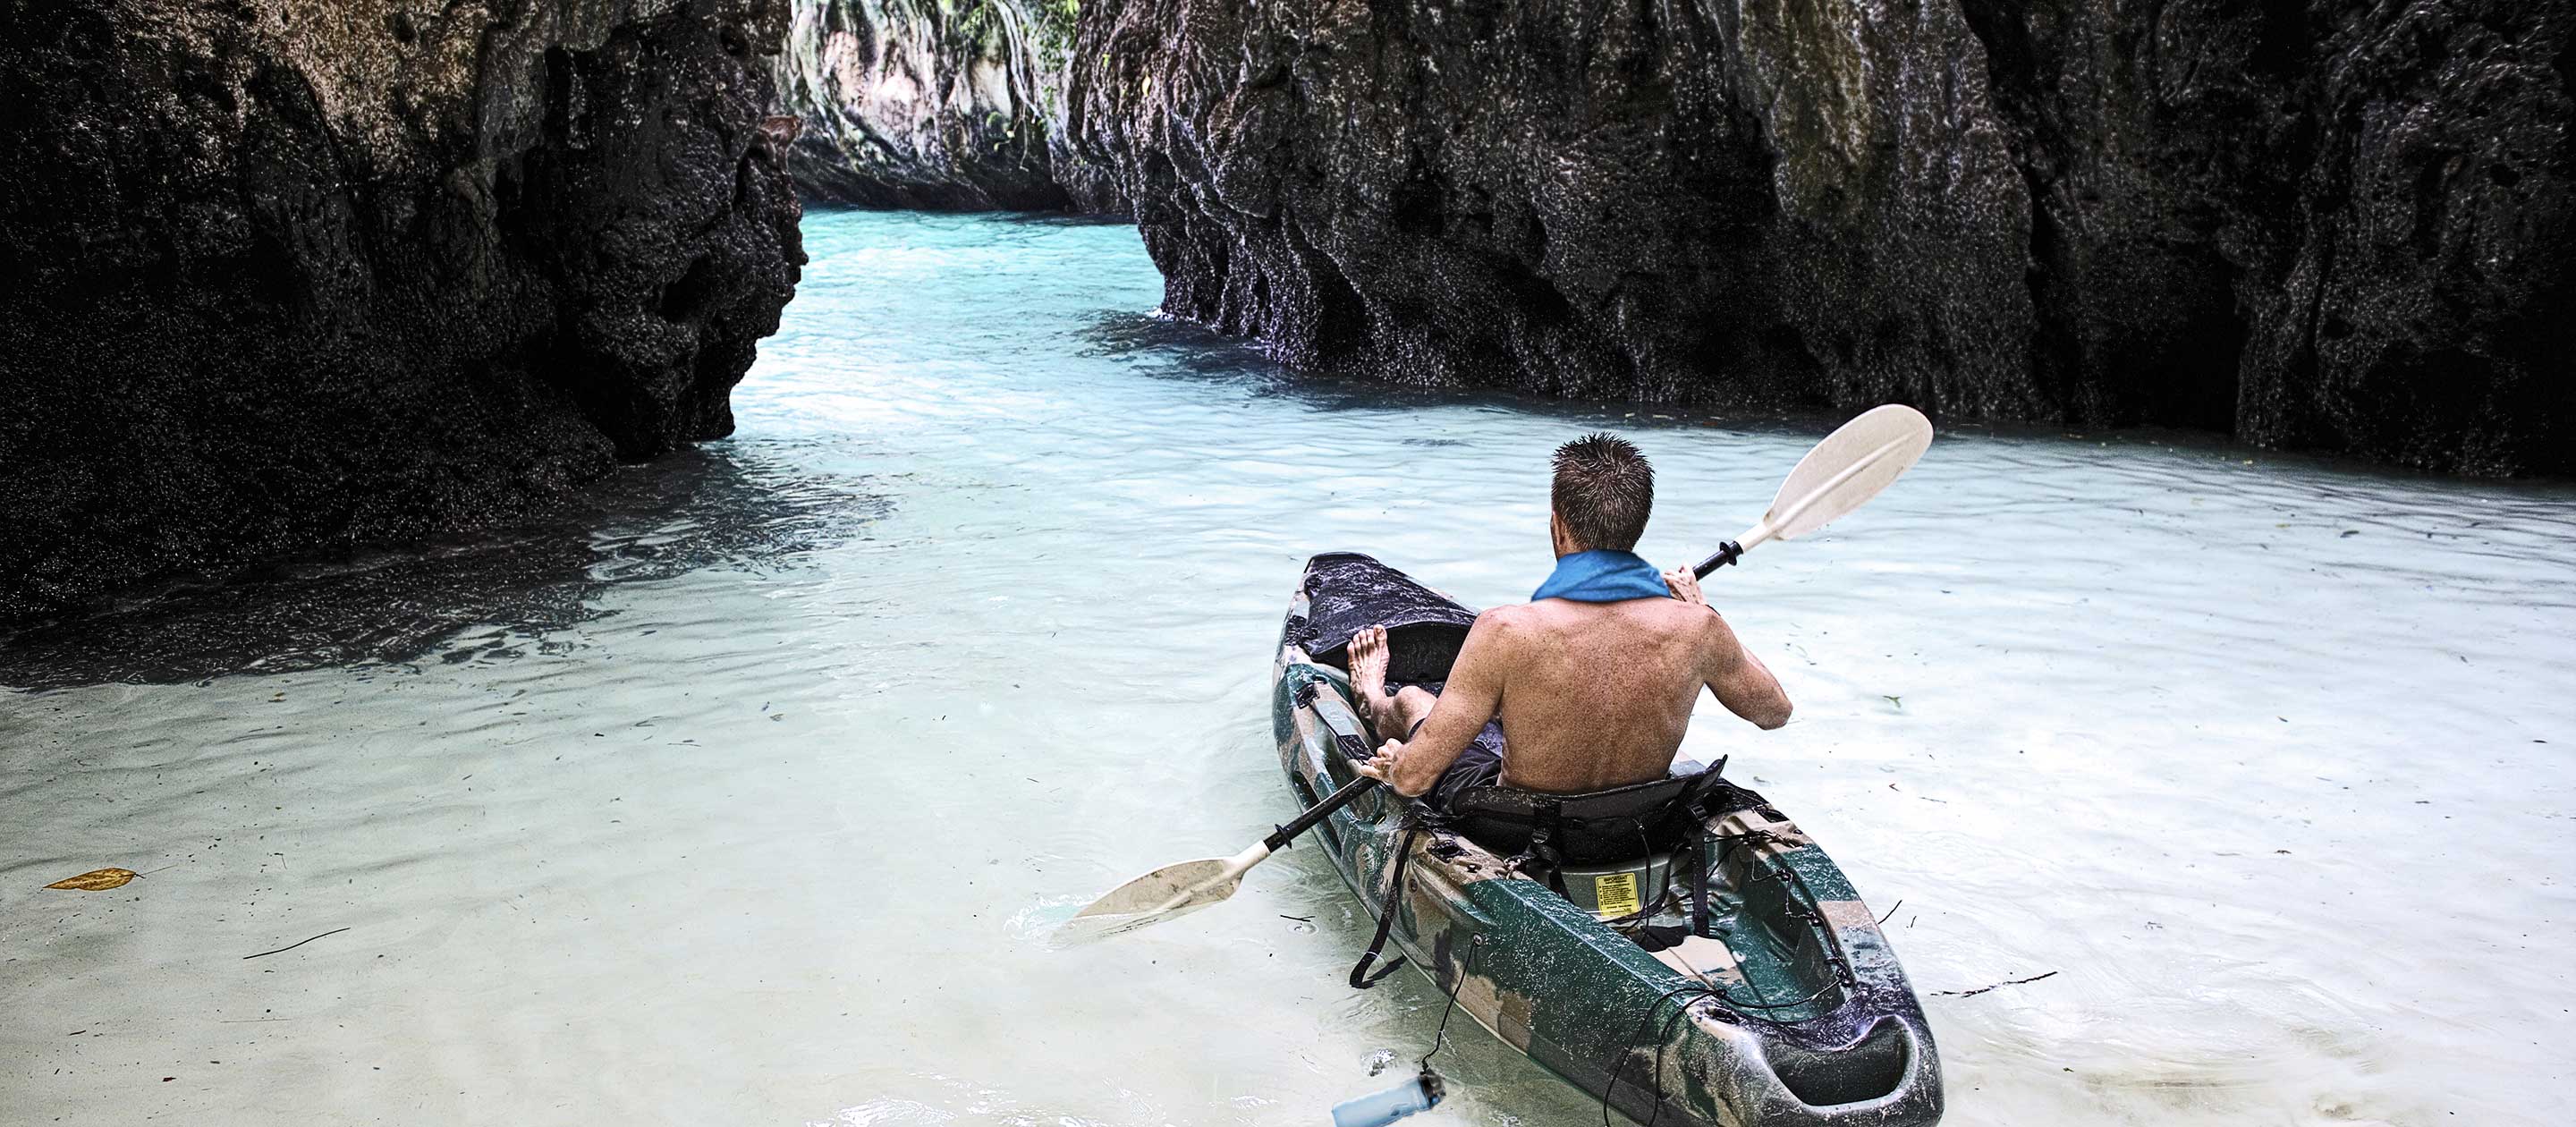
left=1349, top=434, right=1792, bottom=803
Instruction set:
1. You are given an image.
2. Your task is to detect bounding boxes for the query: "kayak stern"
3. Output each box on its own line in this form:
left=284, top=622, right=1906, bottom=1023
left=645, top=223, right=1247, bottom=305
left=1273, top=554, right=1944, bottom=1127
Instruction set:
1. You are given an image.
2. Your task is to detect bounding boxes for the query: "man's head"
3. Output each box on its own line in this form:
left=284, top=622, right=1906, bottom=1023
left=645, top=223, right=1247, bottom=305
left=1549, top=432, right=1654, bottom=555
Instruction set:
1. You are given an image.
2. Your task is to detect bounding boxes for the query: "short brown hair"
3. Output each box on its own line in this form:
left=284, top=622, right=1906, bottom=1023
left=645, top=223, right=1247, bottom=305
left=1551, top=433, right=1654, bottom=551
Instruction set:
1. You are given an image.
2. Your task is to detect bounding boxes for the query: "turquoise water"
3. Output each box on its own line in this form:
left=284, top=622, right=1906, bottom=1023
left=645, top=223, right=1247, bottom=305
left=4, top=209, right=2573, bottom=1126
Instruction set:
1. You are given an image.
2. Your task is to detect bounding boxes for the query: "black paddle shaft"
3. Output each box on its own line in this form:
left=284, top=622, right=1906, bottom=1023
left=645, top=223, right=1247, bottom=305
left=1691, top=540, right=1746, bottom=580
left=1265, top=772, right=1380, bottom=852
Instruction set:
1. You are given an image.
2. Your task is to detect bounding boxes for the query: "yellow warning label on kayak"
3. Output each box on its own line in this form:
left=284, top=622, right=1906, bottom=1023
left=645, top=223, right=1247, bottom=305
left=1594, top=872, right=1640, bottom=917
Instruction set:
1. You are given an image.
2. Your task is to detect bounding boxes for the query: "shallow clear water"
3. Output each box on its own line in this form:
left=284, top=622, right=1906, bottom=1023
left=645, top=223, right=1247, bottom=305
left=4, top=210, right=2573, bottom=1127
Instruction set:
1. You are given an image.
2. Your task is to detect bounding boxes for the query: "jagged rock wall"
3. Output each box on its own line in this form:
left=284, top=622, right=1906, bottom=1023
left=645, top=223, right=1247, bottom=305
left=1961, top=0, right=2576, bottom=469
left=773, top=0, right=1122, bottom=210
left=1060, top=0, right=2575, bottom=475
left=0, top=0, right=805, bottom=624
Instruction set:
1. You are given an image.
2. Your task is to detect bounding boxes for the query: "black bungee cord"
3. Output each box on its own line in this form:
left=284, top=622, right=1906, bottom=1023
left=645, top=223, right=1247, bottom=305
left=1699, top=827, right=1857, bottom=1012
left=1602, top=981, right=1722, bottom=1127
left=1419, top=934, right=1487, bottom=1071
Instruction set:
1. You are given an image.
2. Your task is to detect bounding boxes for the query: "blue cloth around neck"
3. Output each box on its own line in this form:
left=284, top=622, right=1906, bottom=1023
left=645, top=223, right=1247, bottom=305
left=1530, top=549, right=1673, bottom=603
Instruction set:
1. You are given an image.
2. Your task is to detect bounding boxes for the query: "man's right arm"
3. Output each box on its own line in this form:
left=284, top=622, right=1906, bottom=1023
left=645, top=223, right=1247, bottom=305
left=1665, top=566, right=1793, bottom=729
left=1354, top=609, right=1513, bottom=796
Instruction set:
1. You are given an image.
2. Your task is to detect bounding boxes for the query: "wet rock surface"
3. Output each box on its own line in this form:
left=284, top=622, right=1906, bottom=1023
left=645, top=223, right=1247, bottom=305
left=1061, top=0, right=2573, bottom=475
left=0, top=0, right=806, bottom=623
left=775, top=0, right=1121, bottom=210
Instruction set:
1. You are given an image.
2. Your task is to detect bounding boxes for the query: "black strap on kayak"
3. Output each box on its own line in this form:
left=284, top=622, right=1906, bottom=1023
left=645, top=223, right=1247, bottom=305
left=1689, top=820, right=1711, bottom=938
left=1350, top=826, right=1424, bottom=989
left=1521, top=798, right=1570, bottom=897
left=1682, top=758, right=1729, bottom=936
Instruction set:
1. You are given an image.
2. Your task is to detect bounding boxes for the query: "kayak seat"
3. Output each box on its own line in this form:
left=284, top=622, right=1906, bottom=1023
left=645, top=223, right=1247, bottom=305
left=1434, top=759, right=1732, bottom=868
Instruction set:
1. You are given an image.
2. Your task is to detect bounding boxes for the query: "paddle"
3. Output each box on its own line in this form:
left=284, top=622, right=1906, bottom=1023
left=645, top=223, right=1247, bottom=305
left=1060, top=404, right=1935, bottom=942
left=1057, top=775, right=1378, bottom=942
left=1690, top=403, right=1936, bottom=577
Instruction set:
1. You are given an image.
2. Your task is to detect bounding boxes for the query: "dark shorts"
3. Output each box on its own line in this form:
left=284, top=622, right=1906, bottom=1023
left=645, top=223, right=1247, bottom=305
left=1408, top=717, right=1507, bottom=811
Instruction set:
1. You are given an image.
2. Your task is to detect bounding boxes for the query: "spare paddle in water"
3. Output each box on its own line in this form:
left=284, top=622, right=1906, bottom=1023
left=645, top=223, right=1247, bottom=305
left=1331, top=1067, right=1445, bottom=1127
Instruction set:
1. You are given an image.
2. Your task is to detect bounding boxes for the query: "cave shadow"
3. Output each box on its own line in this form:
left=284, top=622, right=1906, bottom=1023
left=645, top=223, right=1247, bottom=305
left=1074, top=309, right=1496, bottom=415
left=792, top=202, right=1135, bottom=228
left=0, top=444, right=887, bottom=692
left=992, top=210, right=1138, bottom=228
left=1071, top=308, right=1927, bottom=437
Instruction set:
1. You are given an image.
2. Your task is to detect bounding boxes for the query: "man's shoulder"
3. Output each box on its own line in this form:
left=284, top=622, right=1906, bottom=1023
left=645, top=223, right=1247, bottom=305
left=1563, top=594, right=1727, bottom=646
left=1479, top=598, right=1666, bottom=641
left=1510, top=595, right=1699, bottom=623
left=1473, top=602, right=1576, bottom=650
left=1649, top=595, right=1730, bottom=639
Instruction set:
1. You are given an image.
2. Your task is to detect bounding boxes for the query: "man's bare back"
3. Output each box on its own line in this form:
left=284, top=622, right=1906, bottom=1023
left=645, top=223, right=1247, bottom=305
left=1349, top=564, right=1791, bottom=800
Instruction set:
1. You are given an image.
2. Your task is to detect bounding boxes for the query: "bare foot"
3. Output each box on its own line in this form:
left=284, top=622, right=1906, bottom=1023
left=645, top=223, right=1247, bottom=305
left=1347, top=625, right=1393, bottom=724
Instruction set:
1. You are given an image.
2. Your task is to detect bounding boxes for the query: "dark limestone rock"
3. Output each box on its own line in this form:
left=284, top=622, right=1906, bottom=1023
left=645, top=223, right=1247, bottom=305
left=0, top=0, right=805, bottom=623
left=1063, top=0, right=2573, bottom=475
left=775, top=0, right=1123, bottom=211
left=1961, top=0, right=2576, bottom=473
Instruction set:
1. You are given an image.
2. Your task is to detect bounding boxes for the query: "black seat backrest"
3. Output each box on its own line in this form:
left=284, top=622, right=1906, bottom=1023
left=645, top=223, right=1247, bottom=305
left=1440, top=761, right=1731, bottom=866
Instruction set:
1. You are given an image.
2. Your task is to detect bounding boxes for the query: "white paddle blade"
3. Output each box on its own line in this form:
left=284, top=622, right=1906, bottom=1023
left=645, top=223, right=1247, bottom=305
left=1759, top=404, right=1933, bottom=542
left=1073, top=856, right=1244, bottom=919
left=1059, top=842, right=1275, bottom=943
left=1053, top=893, right=1232, bottom=945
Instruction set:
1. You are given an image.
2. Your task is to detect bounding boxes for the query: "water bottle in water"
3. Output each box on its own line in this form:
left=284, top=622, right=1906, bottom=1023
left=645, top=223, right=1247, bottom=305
left=1330, top=1067, right=1444, bottom=1127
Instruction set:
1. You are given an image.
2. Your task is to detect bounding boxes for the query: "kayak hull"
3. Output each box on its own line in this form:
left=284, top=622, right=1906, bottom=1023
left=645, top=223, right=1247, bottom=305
left=1273, top=553, right=1942, bottom=1127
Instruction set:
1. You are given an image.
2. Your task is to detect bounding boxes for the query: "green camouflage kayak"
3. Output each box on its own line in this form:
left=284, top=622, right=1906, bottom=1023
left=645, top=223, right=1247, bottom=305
left=1274, top=553, right=1942, bottom=1126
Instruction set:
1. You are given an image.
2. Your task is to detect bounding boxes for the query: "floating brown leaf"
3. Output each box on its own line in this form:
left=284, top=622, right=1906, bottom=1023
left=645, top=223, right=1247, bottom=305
left=44, top=868, right=138, bottom=891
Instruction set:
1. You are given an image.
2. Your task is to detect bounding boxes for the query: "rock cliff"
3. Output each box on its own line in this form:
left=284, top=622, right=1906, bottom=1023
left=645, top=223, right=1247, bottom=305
left=1058, top=0, right=2573, bottom=475
left=0, top=0, right=805, bottom=623
left=773, top=0, right=1122, bottom=210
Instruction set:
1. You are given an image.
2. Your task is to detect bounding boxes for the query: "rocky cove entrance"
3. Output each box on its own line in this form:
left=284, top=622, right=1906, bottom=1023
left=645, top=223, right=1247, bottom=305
left=779, top=0, right=2576, bottom=476
left=5, top=0, right=2568, bottom=624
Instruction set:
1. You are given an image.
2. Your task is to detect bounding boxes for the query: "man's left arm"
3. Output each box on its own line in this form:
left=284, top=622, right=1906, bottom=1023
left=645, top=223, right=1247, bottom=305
left=1354, top=611, right=1512, bottom=797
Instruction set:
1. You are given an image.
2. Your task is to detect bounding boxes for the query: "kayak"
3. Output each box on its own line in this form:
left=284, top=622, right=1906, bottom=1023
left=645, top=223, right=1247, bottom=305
left=1273, top=553, right=1943, bottom=1126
